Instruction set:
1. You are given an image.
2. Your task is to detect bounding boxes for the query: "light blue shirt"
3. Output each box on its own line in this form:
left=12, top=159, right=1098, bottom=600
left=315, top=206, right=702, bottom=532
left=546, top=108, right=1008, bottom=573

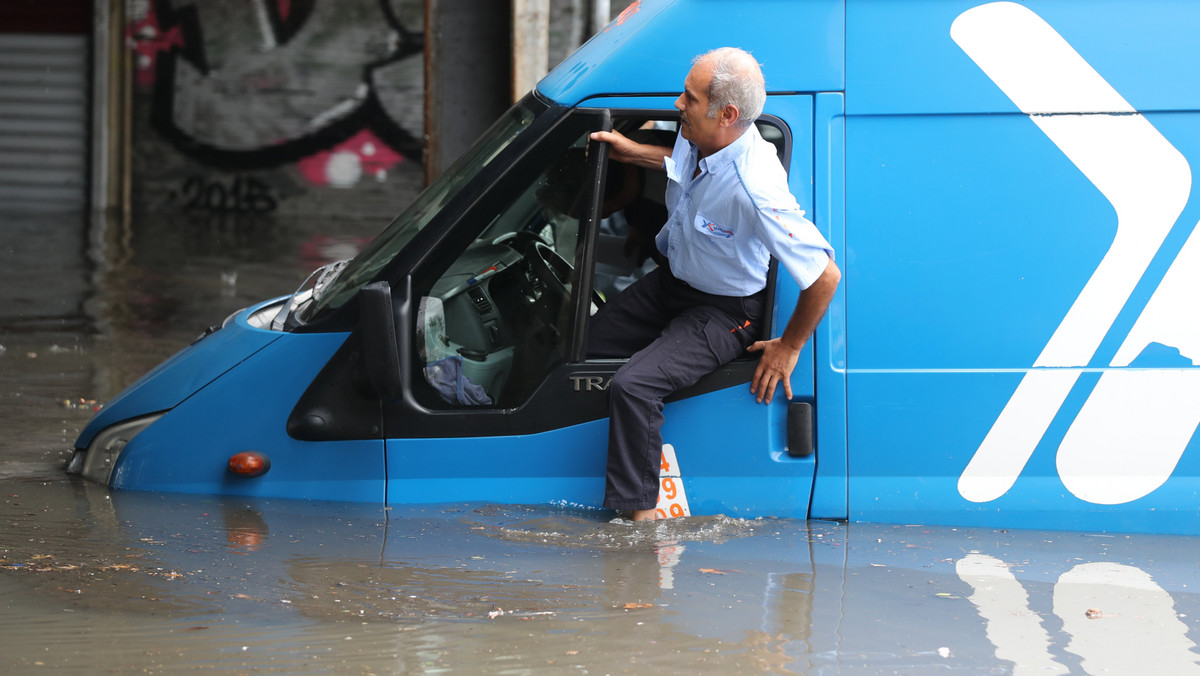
left=656, top=126, right=833, bottom=297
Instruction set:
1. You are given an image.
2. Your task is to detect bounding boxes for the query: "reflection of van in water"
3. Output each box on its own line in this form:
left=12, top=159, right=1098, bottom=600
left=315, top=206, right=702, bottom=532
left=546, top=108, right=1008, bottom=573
left=70, top=0, right=1200, bottom=534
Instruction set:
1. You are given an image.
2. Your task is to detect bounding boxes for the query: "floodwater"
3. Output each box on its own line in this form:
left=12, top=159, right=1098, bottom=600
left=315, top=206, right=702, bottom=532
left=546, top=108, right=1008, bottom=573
left=3, top=209, right=1200, bottom=675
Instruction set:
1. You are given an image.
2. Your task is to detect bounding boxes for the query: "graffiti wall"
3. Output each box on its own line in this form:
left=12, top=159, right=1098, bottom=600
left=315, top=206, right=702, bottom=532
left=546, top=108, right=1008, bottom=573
left=126, top=0, right=427, bottom=225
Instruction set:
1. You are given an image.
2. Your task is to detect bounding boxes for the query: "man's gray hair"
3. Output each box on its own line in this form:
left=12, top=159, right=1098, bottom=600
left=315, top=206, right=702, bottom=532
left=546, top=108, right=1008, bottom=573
left=697, top=47, right=765, bottom=129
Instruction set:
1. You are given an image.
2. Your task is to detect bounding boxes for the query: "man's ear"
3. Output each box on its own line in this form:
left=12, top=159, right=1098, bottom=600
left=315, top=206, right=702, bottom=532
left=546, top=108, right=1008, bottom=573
left=719, top=104, right=741, bottom=128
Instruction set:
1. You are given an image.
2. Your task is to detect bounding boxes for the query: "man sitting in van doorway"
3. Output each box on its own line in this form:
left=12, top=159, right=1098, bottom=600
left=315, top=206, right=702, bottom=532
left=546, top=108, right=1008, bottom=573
left=588, top=47, right=841, bottom=521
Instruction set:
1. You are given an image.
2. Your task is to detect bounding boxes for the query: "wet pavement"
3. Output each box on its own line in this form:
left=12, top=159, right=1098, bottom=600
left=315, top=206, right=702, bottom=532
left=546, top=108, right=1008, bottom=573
left=2, top=209, right=1200, bottom=674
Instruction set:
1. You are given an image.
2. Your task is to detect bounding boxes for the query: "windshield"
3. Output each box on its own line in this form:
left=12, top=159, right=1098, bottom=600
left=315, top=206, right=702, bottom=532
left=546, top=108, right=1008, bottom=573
left=299, top=97, right=542, bottom=323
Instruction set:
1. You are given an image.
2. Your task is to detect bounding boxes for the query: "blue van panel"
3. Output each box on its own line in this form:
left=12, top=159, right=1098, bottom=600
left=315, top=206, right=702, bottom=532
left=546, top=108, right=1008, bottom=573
left=810, top=92, right=848, bottom=519
left=843, top=1, right=1200, bottom=532
left=387, top=385, right=815, bottom=519
left=539, top=0, right=844, bottom=106
left=847, top=0, right=1200, bottom=115
left=845, top=112, right=1119, bottom=371
left=847, top=371, right=1200, bottom=535
left=110, top=331, right=386, bottom=503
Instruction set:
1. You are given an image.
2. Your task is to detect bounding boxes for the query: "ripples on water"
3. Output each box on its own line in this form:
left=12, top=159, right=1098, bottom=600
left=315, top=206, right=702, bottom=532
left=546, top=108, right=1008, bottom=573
left=6, top=480, right=1200, bottom=674
left=6, top=483, right=1200, bottom=674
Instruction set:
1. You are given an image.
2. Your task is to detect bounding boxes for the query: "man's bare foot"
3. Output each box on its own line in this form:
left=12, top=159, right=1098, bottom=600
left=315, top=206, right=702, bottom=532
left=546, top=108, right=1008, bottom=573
left=631, top=509, right=660, bottom=521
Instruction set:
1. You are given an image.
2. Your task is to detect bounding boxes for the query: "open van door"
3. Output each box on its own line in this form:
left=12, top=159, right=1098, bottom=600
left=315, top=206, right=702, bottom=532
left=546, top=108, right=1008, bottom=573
left=373, top=97, right=822, bottom=518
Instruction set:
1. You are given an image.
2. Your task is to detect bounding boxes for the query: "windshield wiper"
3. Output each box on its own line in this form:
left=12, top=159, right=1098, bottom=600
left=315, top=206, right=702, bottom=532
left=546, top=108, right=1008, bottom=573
left=270, top=259, right=350, bottom=331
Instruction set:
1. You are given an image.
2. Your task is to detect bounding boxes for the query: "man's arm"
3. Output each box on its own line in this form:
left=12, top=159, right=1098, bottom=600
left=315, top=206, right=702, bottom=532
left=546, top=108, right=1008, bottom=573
left=747, top=257, right=841, bottom=404
left=590, top=130, right=672, bottom=169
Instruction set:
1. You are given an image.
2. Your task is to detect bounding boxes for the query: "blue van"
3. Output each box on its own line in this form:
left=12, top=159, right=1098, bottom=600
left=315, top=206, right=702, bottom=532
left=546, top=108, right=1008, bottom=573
left=70, top=0, right=1200, bottom=534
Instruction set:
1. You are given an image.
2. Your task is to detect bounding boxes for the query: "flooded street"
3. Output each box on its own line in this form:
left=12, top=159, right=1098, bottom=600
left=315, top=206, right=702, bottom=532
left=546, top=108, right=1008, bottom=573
left=3, top=209, right=1200, bottom=674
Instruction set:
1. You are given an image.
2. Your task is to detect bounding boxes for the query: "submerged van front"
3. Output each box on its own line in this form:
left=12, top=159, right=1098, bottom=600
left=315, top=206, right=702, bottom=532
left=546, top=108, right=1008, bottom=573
left=71, top=0, right=1200, bottom=535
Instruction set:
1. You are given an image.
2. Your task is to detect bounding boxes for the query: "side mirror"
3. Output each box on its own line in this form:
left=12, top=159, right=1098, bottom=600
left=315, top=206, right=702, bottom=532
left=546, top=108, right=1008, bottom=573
left=359, top=281, right=404, bottom=399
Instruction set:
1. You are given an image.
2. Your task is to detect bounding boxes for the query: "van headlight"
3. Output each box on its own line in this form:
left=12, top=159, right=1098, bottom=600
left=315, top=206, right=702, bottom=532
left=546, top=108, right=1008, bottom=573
left=80, top=414, right=164, bottom=486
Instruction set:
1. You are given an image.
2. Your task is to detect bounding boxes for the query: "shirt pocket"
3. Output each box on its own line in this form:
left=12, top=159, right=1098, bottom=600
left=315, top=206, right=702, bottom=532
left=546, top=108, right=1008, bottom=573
left=690, top=212, right=738, bottom=257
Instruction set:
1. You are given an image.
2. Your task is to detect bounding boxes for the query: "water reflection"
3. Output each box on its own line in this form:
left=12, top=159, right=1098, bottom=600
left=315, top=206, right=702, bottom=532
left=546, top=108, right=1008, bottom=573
left=1054, top=563, right=1198, bottom=675
left=958, top=553, right=1067, bottom=674
left=3, top=480, right=1199, bottom=673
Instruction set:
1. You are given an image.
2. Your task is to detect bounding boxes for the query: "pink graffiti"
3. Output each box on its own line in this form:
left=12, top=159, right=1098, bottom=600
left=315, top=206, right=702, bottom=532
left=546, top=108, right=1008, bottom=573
left=296, top=129, right=405, bottom=188
left=127, top=1, right=294, bottom=89
left=127, top=4, right=184, bottom=88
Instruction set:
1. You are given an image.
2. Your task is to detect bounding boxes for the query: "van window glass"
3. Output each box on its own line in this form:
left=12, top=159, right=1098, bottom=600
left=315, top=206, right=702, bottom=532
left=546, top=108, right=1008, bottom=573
left=413, top=124, right=599, bottom=409
left=302, top=98, right=541, bottom=322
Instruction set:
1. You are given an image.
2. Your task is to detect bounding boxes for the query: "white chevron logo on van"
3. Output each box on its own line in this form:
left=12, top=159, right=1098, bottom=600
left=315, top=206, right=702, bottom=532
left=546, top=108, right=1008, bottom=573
left=952, top=2, right=1199, bottom=505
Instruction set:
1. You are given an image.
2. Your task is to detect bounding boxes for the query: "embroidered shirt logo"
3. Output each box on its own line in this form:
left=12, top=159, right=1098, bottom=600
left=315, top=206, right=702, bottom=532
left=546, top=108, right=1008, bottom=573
left=703, top=221, right=735, bottom=239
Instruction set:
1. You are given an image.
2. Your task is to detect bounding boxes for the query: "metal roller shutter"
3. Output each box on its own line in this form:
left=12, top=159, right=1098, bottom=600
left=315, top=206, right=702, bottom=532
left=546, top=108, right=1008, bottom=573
left=0, top=32, right=89, bottom=212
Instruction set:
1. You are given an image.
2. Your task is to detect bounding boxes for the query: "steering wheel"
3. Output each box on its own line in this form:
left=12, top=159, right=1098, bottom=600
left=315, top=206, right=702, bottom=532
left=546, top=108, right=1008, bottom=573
left=492, top=229, right=547, bottom=249
left=501, top=225, right=607, bottom=312
left=528, top=241, right=572, bottom=300
left=529, top=239, right=610, bottom=310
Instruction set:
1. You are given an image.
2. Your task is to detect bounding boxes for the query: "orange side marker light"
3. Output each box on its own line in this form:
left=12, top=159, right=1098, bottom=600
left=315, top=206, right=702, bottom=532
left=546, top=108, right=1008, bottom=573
left=228, top=451, right=271, bottom=477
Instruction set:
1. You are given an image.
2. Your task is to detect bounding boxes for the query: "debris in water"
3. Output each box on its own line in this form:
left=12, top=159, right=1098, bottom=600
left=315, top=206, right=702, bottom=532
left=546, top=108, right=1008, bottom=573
left=60, top=398, right=100, bottom=411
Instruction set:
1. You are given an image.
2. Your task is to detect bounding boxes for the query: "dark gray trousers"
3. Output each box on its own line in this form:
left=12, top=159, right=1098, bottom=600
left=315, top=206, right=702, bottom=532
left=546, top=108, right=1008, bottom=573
left=587, top=266, right=766, bottom=510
